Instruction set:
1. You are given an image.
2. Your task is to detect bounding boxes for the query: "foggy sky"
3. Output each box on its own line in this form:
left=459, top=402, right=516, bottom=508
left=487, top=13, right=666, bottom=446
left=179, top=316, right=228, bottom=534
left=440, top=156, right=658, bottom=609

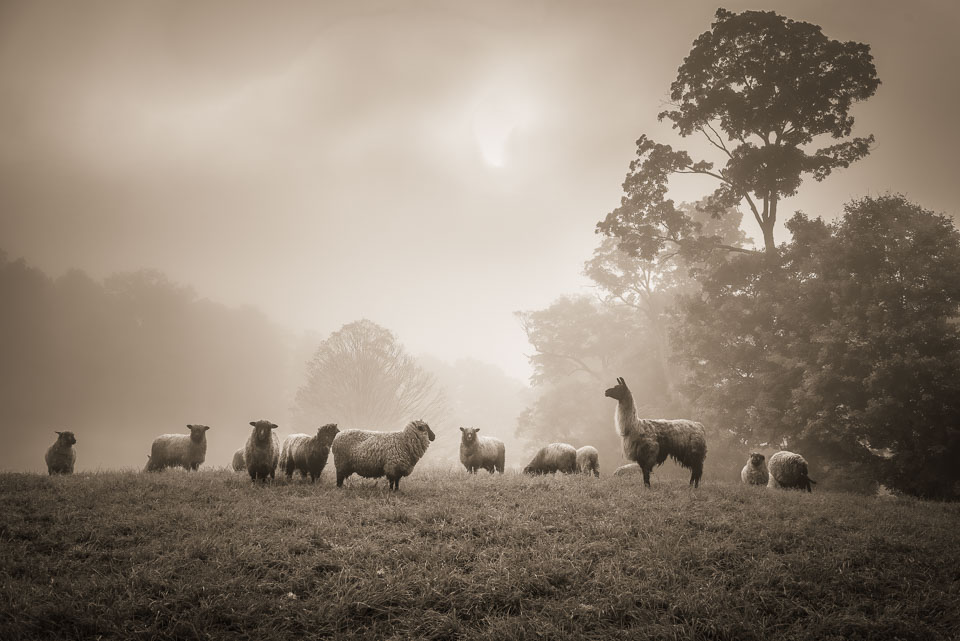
left=1, top=0, right=958, bottom=381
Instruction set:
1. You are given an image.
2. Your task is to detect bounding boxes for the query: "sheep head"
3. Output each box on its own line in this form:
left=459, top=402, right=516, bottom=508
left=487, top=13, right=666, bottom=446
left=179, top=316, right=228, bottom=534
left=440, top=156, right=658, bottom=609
left=55, top=431, right=76, bottom=446
left=187, top=424, right=210, bottom=442
left=316, top=423, right=339, bottom=446
left=604, top=377, right=629, bottom=401
left=459, top=427, right=480, bottom=445
left=410, top=419, right=435, bottom=442
left=249, top=420, right=278, bottom=443
left=748, top=452, right=766, bottom=467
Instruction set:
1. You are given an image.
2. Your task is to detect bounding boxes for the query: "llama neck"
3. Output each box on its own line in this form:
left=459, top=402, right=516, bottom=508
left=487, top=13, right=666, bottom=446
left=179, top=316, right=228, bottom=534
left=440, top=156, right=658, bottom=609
left=615, top=391, right=639, bottom=438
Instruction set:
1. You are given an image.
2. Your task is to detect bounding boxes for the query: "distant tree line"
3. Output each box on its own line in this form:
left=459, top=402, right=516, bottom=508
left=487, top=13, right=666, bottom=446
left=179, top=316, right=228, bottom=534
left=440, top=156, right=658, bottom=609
left=517, top=8, right=960, bottom=499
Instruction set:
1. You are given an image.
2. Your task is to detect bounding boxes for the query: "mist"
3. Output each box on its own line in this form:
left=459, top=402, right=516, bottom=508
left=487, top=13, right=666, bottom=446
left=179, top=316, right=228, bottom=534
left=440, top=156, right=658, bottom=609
left=2, top=1, right=960, bottom=491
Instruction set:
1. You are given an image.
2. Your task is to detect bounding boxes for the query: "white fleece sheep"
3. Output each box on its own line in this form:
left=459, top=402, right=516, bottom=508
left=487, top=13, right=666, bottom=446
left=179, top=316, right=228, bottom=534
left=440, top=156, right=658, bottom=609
left=280, top=423, right=340, bottom=482
left=245, top=419, right=280, bottom=481
left=605, top=377, right=707, bottom=488
left=231, top=448, right=245, bottom=472
left=576, top=446, right=600, bottom=477
left=459, top=427, right=505, bottom=474
left=767, top=450, right=815, bottom=492
left=523, top=443, right=578, bottom=475
left=45, top=431, right=76, bottom=475
left=145, top=425, right=209, bottom=472
left=613, top=463, right=643, bottom=477
left=741, top=452, right=769, bottom=486
left=332, top=419, right=436, bottom=491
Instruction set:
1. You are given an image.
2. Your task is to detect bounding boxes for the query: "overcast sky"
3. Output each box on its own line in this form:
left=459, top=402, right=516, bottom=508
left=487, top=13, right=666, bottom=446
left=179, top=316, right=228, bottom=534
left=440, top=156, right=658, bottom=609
left=1, top=0, right=957, bottom=381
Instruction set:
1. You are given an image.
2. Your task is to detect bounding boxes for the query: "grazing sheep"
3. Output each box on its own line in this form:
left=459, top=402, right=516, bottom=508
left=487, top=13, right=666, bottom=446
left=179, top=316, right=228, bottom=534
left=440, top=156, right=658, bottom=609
left=741, top=452, right=769, bottom=486
left=145, top=425, right=209, bottom=472
left=523, top=443, right=577, bottom=475
left=280, top=423, right=340, bottom=482
left=576, top=446, right=600, bottom=477
left=332, top=419, right=436, bottom=491
left=767, top=450, right=816, bottom=492
left=613, top=463, right=643, bottom=477
left=231, top=448, right=245, bottom=472
left=45, top=431, right=76, bottom=475
left=459, top=427, right=505, bottom=474
left=604, top=377, right=707, bottom=488
left=245, top=419, right=280, bottom=481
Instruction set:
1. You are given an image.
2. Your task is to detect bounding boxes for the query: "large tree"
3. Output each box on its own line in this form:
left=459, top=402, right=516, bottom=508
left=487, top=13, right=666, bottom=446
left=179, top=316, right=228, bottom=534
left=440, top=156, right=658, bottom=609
left=598, top=8, right=880, bottom=257
left=674, top=196, right=960, bottom=498
left=294, top=319, right=446, bottom=430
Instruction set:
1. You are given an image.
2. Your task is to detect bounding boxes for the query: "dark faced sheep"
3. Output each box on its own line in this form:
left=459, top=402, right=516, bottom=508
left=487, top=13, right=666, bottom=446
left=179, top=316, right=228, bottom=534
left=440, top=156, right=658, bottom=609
left=45, top=431, right=76, bottom=475
left=332, top=420, right=436, bottom=491
left=280, top=423, right=340, bottom=482
left=145, top=425, right=209, bottom=472
left=459, top=427, right=505, bottom=474
left=523, top=443, right=578, bottom=475
left=576, top=446, right=600, bottom=477
left=604, top=377, right=707, bottom=488
left=741, top=452, right=769, bottom=486
left=245, top=419, right=280, bottom=481
left=767, top=450, right=815, bottom=492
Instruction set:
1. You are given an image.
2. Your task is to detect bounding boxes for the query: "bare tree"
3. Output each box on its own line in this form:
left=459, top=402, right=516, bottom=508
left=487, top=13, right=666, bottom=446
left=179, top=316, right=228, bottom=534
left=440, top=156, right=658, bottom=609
left=294, top=319, right=446, bottom=429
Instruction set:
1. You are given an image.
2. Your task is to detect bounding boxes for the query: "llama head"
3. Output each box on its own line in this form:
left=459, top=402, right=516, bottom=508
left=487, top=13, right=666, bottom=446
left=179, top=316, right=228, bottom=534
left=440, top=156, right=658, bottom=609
left=459, top=427, right=479, bottom=445
left=604, top=377, right=629, bottom=401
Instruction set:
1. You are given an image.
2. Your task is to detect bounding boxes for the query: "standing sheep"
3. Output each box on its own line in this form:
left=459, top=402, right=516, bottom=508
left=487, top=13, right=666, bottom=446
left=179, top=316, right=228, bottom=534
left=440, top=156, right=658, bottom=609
left=332, top=419, right=436, bottom=491
left=576, top=446, right=600, bottom=477
left=523, top=443, right=578, bottom=475
left=231, top=448, right=245, bottom=472
left=767, top=450, right=815, bottom=492
left=741, top=452, right=769, bottom=486
left=45, top=431, right=77, bottom=475
left=604, top=377, right=707, bottom=488
left=245, top=419, right=280, bottom=481
left=280, top=423, right=340, bottom=482
left=459, top=427, right=505, bottom=474
left=145, top=425, right=209, bottom=472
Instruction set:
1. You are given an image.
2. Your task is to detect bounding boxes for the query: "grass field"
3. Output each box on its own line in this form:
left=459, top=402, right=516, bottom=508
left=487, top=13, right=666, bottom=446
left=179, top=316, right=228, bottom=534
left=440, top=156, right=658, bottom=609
left=1, top=468, right=958, bottom=641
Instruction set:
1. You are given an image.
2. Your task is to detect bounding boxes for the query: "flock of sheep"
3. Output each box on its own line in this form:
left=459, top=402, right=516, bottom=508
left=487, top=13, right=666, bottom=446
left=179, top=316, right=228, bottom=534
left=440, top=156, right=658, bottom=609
left=42, top=377, right=815, bottom=492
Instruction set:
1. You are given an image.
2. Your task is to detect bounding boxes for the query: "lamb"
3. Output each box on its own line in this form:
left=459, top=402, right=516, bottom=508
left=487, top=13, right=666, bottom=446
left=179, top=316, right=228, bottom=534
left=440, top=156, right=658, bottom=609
left=231, top=448, right=245, bottom=472
left=245, top=419, right=280, bottom=481
left=45, top=431, right=76, bottom=475
left=280, top=423, right=340, bottom=482
left=459, top=427, right=505, bottom=474
left=604, top=377, right=707, bottom=488
left=576, top=445, right=600, bottom=477
left=332, top=419, right=435, bottom=491
left=767, top=450, right=815, bottom=492
left=523, top=443, right=577, bottom=475
left=741, top=452, right=769, bottom=486
left=613, top=463, right=643, bottom=477
left=145, top=425, right=209, bottom=472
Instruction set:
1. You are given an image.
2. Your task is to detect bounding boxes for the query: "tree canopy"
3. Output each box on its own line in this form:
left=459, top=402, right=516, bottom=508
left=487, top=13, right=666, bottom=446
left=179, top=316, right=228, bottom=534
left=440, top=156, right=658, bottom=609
left=598, top=8, right=880, bottom=256
left=294, top=319, right=446, bottom=430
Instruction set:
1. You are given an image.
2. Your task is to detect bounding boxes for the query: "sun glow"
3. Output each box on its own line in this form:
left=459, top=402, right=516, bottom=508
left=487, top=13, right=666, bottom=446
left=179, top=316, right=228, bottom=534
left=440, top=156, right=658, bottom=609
left=471, top=90, right=534, bottom=168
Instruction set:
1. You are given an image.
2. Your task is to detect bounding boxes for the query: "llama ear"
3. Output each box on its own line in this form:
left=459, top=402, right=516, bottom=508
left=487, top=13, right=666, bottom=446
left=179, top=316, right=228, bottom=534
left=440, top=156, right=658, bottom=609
left=618, top=377, right=625, bottom=385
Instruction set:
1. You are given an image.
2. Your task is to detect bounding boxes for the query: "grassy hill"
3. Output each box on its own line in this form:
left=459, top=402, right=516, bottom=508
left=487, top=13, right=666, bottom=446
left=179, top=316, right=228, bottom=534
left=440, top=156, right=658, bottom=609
left=2, top=468, right=958, bottom=640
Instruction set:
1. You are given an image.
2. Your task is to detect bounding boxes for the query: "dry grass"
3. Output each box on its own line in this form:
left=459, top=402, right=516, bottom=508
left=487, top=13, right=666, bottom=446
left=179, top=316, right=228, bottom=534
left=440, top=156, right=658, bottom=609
left=1, top=467, right=958, bottom=640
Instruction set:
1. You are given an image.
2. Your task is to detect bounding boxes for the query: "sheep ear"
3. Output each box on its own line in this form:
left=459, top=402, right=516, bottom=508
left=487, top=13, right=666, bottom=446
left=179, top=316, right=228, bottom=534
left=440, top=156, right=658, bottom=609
left=203, top=425, right=210, bottom=431
left=249, top=421, right=257, bottom=427
left=474, top=428, right=480, bottom=432
left=271, top=424, right=278, bottom=429
left=55, top=431, right=62, bottom=435
left=459, top=427, right=465, bottom=432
